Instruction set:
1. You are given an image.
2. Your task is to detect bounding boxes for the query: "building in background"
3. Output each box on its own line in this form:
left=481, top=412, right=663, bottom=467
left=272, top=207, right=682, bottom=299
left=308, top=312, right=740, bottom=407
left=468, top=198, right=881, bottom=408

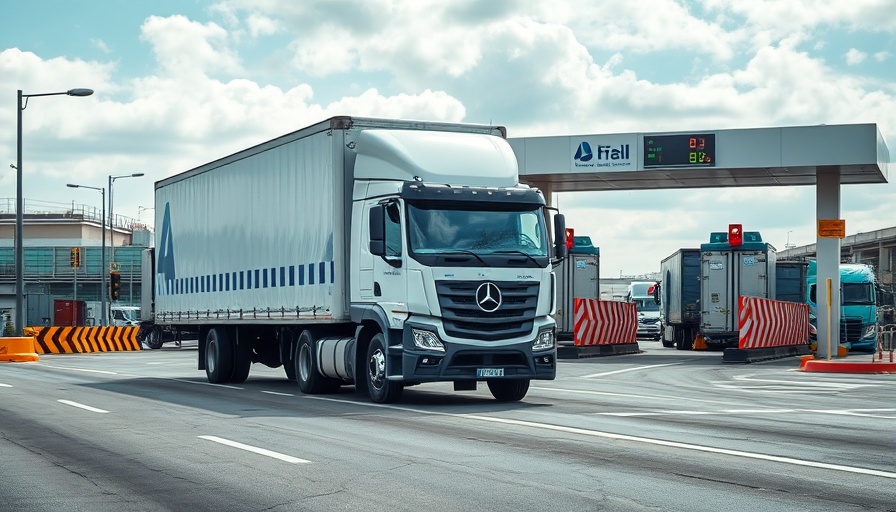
left=0, top=198, right=150, bottom=327
left=778, top=226, right=896, bottom=307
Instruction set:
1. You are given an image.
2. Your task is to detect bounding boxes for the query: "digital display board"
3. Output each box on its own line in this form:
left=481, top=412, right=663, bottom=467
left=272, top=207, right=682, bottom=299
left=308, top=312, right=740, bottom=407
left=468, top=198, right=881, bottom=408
left=643, top=134, right=716, bottom=168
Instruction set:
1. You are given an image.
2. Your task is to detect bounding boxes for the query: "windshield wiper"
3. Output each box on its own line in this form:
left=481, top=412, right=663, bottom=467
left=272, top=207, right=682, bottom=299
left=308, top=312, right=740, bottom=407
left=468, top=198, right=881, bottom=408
left=441, top=249, right=488, bottom=265
left=494, top=250, right=540, bottom=266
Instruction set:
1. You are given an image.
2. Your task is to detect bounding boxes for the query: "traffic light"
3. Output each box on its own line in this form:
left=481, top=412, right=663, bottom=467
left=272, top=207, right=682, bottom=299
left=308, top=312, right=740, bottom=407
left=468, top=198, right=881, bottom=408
left=565, top=227, right=575, bottom=250
left=70, top=247, right=81, bottom=268
left=110, top=271, right=121, bottom=301
left=728, top=223, right=743, bottom=247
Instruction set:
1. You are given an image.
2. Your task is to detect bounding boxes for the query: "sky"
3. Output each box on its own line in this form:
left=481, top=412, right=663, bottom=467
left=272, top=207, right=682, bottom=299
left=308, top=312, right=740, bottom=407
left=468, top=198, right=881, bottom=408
left=2, top=0, right=895, bottom=277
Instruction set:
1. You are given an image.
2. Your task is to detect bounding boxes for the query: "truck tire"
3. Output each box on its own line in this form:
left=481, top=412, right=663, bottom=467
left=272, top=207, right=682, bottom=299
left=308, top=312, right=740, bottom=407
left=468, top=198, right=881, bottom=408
left=205, top=327, right=233, bottom=384
left=146, top=326, right=164, bottom=350
left=487, top=379, right=530, bottom=402
left=230, top=328, right=251, bottom=384
left=296, top=330, right=340, bottom=394
left=366, top=333, right=402, bottom=403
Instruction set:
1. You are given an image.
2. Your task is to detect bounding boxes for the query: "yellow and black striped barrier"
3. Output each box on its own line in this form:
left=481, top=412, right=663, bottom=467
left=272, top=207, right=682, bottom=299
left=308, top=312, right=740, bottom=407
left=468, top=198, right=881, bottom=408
left=23, top=326, right=141, bottom=354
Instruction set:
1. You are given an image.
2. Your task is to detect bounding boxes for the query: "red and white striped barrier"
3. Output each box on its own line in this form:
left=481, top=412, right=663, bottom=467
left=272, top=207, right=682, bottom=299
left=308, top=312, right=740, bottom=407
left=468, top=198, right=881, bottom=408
left=573, top=298, right=637, bottom=346
left=738, top=296, right=809, bottom=349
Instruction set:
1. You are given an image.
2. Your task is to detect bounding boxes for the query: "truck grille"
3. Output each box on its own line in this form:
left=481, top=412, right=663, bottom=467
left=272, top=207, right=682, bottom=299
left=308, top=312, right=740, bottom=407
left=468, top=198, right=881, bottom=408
left=840, top=318, right=864, bottom=343
left=435, top=280, right=538, bottom=341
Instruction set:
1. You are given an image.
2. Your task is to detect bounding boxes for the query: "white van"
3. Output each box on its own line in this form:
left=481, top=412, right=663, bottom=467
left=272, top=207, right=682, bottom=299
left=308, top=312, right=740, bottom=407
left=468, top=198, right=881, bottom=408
left=627, top=281, right=661, bottom=341
left=110, top=306, right=141, bottom=327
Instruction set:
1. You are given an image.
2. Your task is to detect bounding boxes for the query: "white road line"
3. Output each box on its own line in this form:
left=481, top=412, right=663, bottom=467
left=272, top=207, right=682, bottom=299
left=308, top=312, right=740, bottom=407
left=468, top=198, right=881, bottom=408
left=40, top=364, right=118, bottom=375
left=261, top=391, right=295, bottom=397
left=57, top=399, right=109, bottom=414
left=0, top=383, right=12, bottom=388
left=170, top=378, right=244, bottom=390
left=306, top=396, right=896, bottom=480
left=598, top=409, right=797, bottom=417
left=580, top=362, right=684, bottom=379
left=198, top=435, right=310, bottom=464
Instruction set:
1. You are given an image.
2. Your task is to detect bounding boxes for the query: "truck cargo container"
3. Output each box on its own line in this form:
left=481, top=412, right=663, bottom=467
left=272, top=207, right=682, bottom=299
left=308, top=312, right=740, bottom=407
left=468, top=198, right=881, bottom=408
left=698, top=231, right=776, bottom=348
left=140, top=116, right=567, bottom=403
left=775, top=260, right=808, bottom=304
left=554, top=235, right=599, bottom=342
left=657, top=248, right=701, bottom=349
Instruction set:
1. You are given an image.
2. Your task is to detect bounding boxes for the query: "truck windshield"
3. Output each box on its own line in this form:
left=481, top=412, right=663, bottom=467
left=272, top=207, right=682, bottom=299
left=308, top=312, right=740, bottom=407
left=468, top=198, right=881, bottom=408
left=634, top=299, right=659, bottom=312
left=842, top=282, right=874, bottom=305
left=407, top=204, right=548, bottom=257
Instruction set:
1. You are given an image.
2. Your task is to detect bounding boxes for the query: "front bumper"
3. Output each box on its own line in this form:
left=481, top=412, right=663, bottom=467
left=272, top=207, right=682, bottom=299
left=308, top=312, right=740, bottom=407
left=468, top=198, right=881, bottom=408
left=395, top=320, right=556, bottom=383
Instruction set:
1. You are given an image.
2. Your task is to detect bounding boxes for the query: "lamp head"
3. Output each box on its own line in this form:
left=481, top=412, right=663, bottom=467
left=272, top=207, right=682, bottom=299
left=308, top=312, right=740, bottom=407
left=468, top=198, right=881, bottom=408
left=67, top=88, right=94, bottom=97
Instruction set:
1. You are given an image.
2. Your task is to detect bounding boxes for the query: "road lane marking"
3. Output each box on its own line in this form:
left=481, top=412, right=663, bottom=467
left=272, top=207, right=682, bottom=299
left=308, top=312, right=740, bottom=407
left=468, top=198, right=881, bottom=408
left=58, top=399, right=109, bottom=414
left=261, top=391, right=295, bottom=397
left=580, top=362, right=684, bottom=379
left=306, top=396, right=896, bottom=480
left=40, top=364, right=118, bottom=375
left=598, top=409, right=797, bottom=417
left=0, top=383, right=12, bottom=387
left=198, top=435, right=310, bottom=464
left=170, top=378, right=243, bottom=390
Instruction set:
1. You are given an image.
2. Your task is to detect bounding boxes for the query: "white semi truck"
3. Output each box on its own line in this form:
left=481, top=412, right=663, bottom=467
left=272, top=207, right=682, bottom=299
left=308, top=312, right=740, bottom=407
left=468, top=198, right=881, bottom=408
left=140, top=116, right=567, bottom=403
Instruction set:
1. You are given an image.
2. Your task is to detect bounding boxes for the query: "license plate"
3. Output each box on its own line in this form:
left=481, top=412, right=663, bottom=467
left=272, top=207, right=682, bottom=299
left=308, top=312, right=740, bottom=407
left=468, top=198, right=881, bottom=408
left=477, top=368, right=504, bottom=377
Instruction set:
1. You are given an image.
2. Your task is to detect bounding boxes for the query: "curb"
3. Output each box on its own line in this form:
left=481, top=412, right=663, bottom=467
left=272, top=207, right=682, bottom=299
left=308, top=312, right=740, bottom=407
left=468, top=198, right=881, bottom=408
left=722, top=344, right=810, bottom=363
left=800, top=356, right=896, bottom=374
left=0, top=336, right=41, bottom=362
left=558, top=342, right=641, bottom=359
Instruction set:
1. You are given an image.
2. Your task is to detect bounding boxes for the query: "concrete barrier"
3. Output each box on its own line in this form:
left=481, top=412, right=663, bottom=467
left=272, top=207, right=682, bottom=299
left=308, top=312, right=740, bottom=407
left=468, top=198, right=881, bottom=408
left=24, top=326, right=141, bottom=354
left=0, top=336, right=40, bottom=362
left=559, top=299, right=640, bottom=358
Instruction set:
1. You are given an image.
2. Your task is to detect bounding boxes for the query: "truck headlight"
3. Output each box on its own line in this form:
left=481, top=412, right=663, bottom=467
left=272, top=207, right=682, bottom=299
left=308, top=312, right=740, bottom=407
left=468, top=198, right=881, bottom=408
left=533, top=329, right=554, bottom=351
left=412, top=329, right=445, bottom=352
left=863, top=325, right=877, bottom=340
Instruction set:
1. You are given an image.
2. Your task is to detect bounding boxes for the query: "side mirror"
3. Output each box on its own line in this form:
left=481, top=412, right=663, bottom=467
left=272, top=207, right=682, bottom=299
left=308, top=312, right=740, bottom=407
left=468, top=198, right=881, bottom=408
left=553, top=213, right=567, bottom=260
left=653, top=283, right=661, bottom=305
left=369, top=205, right=385, bottom=256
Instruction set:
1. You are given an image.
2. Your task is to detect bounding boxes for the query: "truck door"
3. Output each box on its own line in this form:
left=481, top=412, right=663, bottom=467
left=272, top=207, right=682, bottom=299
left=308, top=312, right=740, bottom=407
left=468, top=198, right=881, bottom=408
left=701, top=251, right=732, bottom=332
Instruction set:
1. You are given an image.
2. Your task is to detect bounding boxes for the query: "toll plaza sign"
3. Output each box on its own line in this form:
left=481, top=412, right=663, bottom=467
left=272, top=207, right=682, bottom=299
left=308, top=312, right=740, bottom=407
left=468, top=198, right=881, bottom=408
left=569, top=134, right=637, bottom=172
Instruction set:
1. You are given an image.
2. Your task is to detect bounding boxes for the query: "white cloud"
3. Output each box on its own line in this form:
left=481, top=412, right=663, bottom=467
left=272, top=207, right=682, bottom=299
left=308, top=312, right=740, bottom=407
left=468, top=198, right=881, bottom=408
left=3, top=1, right=896, bottom=275
left=845, top=48, right=867, bottom=65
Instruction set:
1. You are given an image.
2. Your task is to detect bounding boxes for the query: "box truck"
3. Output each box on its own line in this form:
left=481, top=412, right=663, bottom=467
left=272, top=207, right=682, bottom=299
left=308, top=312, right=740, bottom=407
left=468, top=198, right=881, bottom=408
left=657, top=248, right=701, bottom=349
left=697, top=230, right=776, bottom=348
left=554, top=235, right=599, bottom=342
left=140, top=116, right=566, bottom=403
left=656, top=230, right=776, bottom=350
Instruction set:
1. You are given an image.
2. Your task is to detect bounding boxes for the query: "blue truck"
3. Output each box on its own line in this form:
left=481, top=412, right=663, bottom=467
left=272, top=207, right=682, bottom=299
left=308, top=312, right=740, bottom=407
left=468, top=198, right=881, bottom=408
left=806, top=260, right=878, bottom=351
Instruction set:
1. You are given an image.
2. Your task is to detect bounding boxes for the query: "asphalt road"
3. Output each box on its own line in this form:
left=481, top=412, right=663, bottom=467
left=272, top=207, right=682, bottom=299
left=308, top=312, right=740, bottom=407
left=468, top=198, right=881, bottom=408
left=1, top=341, right=894, bottom=512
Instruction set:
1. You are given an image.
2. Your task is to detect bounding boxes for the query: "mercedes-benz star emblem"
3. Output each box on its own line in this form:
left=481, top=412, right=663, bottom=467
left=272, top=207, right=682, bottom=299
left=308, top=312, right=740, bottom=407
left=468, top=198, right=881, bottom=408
left=476, top=282, right=502, bottom=313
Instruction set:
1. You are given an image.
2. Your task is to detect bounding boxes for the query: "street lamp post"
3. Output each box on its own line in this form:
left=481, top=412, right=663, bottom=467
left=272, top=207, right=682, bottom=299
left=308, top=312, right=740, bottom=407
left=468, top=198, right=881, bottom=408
left=66, top=183, right=106, bottom=326
left=108, top=173, right=144, bottom=273
left=15, top=87, right=93, bottom=336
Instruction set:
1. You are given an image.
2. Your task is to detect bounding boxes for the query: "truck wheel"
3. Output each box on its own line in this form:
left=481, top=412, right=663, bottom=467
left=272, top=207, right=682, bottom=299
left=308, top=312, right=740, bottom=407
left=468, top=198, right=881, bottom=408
left=147, top=327, right=164, bottom=350
left=487, top=379, right=530, bottom=402
left=661, top=335, right=674, bottom=348
left=296, top=330, right=340, bottom=394
left=205, top=327, right=233, bottom=384
left=230, top=328, right=251, bottom=384
left=366, top=334, right=402, bottom=403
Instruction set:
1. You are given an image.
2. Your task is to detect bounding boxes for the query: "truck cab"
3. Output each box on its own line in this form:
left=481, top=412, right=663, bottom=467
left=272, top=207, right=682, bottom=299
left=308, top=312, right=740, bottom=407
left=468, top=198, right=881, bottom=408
left=807, top=260, right=878, bottom=351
